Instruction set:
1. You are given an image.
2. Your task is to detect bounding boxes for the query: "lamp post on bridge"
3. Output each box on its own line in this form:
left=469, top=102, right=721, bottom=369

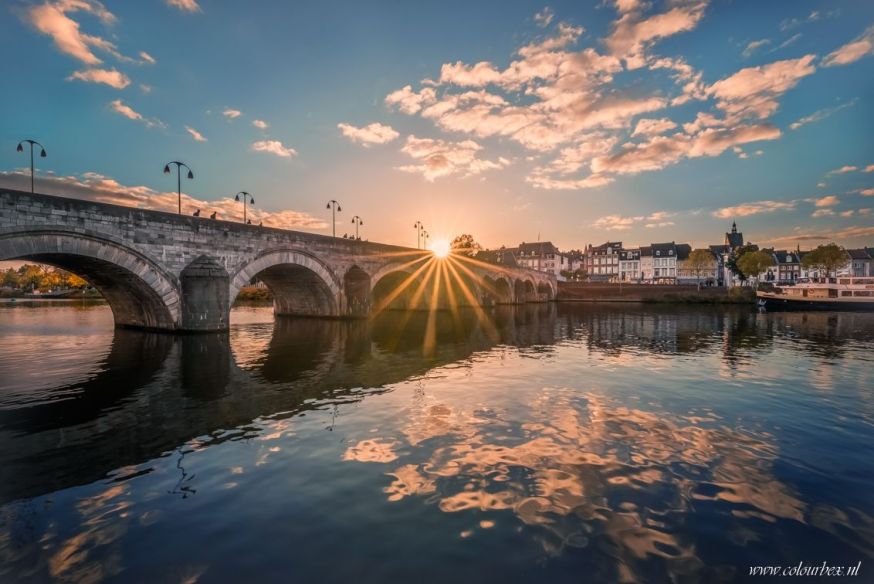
left=163, top=161, right=194, bottom=214
left=235, top=191, right=255, bottom=224
left=413, top=220, right=424, bottom=249
left=351, top=215, right=363, bottom=240
left=423, top=230, right=430, bottom=250
left=326, top=199, right=342, bottom=237
left=16, top=139, right=47, bottom=194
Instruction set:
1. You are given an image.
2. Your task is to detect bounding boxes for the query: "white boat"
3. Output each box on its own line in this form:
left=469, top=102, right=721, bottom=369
left=757, top=276, right=874, bottom=311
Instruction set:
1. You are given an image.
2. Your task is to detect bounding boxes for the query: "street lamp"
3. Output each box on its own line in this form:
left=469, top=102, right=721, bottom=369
left=413, top=220, right=424, bottom=249
left=351, top=215, right=363, bottom=240
left=326, top=199, right=342, bottom=237
left=163, top=161, right=194, bottom=214
left=234, top=191, right=255, bottom=224
left=423, top=230, right=430, bottom=249
left=16, top=139, right=47, bottom=194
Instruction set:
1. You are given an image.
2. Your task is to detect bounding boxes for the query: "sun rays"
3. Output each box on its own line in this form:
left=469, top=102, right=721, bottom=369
left=370, top=250, right=519, bottom=355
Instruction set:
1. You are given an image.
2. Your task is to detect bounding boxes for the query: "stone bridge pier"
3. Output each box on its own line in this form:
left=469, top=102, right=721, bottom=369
left=0, top=189, right=557, bottom=332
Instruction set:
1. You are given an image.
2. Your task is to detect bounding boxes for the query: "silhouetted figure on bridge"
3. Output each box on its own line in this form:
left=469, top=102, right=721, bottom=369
left=209, top=211, right=217, bottom=220
left=193, top=209, right=201, bottom=217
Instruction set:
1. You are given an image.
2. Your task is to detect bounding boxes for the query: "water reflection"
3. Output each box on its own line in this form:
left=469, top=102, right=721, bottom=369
left=0, top=304, right=872, bottom=583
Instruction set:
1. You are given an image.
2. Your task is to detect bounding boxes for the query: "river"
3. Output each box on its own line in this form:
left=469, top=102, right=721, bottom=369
left=0, top=301, right=872, bottom=583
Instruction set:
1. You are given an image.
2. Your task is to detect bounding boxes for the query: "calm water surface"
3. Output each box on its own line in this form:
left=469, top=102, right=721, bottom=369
left=0, top=301, right=872, bottom=583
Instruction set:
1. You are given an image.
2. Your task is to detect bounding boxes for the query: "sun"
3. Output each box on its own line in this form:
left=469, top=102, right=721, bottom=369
left=431, top=238, right=451, bottom=258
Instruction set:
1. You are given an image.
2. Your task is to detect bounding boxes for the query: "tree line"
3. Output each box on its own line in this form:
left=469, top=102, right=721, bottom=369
left=2, top=264, right=88, bottom=293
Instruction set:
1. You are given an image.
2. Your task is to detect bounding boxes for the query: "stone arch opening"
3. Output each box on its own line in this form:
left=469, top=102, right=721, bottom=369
left=372, top=270, right=425, bottom=311
left=515, top=279, right=536, bottom=303
left=493, top=276, right=513, bottom=304
left=0, top=230, right=179, bottom=330
left=537, top=281, right=554, bottom=302
left=231, top=250, right=340, bottom=318
left=344, top=265, right=371, bottom=317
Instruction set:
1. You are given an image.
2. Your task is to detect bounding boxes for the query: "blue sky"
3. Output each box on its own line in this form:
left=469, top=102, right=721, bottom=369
left=1, top=0, right=873, bottom=250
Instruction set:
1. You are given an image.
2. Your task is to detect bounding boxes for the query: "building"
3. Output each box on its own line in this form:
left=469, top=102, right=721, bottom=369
left=766, top=250, right=800, bottom=284
left=651, top=242, right=679, bottom=283
left=707, top=221, right=754, bottom=286
left=845, top=248, right=874, bottom=277
left=677, top=246, right=720, bottom=285
left=585, top=241, right=622, bottom=281
left=640, top=246, right=653, bottom=281
left=618, top=249, right=641, bottom=281
left=515, top=241, right=569, bottom=280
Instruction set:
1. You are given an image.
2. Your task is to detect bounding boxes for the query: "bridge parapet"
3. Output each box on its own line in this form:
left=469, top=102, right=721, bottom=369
left=1, top=189, right=556, bottom=331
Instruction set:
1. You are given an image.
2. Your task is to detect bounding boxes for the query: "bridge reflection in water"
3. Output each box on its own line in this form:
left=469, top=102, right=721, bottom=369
left=1, top=304, right=873, bottom=583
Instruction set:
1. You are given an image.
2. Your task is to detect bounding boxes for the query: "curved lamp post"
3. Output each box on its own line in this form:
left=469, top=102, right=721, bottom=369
left=351, top=215, right=363, bottom=240
left=413, top=220, right=424, bottom=249
left=423, top=230, right=430, bottom=250
left=163, top=161, right=194, bottom=214
left=16, top=139, right=47, bottom=194
left=235, top=191, right=255, bottom=224
left=326, top=199, right=342, bottom=237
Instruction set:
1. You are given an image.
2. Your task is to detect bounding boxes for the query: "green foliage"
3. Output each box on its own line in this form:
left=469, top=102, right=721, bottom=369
left=801, top=243, right=848, bottom=277
left=727, top=244, right=759, bottom=281
left=450, top=234, right=481, bottom=257
left=736, top=250, right=775, bottom=283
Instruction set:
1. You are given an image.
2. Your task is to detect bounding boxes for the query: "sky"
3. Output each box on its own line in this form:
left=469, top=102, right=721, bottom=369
left=1, top=0, right=873, bottom=251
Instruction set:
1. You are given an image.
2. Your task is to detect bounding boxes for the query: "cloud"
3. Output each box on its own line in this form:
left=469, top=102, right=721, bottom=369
left=525, top=172, right=613, bottom=190
left=605, top=1, right=709, bottom=66
left=859, top=188, right=874, bottom=197
left=138, top=51, right=156, bottom=65
left=0, top=170, right=326, bottom=229
left=822, top=26, right=874, bottom=67
left=108, top=99, right=163, bottom=129
left=337, top=122, right=400, bottom=147
left=631, top=117, right=677, bottom=137
left=251, top=140, right=297, bottom=158
left=534, top=7, right=554, bottom=27
left=252, top=119, right=269, bottom=130
left=712, top=199, right=796, bottom=218
left=223, top=108, right=242, bottom=119
left=809, top=195, right=839, bottom=207
left=828, top=165, right=858, bottom=175
left=707, top=55, right=816, bottom=120
left=592, top=214, right=644, bottom=230
left=779, top=10, right=825, bottom=32
left=166, top=0, right=201, bottom=13
left=24, top=0, right=117, bottom=66
left=865, top=165, right=874, bottom=173
left=742, top=39, right=770, bottom=58
left=397, top=135, right=508, bottom=182
left=789, top=99, right=857, bottom=130
left=185, top=126, right=207, bottom=142
left=773, top=33, right=802, bottom=53
left=385, top=85, right=437, bottom=115
left=67, top=67, right=129, bottom=88
left=811, top=209, right=834, bottom=218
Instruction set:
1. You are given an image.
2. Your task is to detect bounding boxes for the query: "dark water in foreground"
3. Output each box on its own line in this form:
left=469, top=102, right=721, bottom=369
left=0, top=301, right=872, bottom=583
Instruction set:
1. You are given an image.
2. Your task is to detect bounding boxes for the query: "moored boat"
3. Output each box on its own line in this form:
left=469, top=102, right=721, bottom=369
left=757, top=276, right=874, bottom=311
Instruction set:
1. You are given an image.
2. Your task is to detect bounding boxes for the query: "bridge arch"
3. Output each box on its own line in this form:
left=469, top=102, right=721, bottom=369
left=370, top=261, right=430, bottom=311
left=514, top=278, right=537, bottom=303
left=0, top=228, right=180, bottom=329
left=230, top=249, right=341, bottom=317
left=482, top=274, right=514, bottom=305
left=343, top=265, right=371, bottom=317
left=537, top=280, right=555, bottom=301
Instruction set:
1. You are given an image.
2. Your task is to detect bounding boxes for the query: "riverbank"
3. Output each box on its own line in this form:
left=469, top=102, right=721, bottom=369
left=557, top=282, right=755, bottom=304
left=0, top=289, right=103, bottom=299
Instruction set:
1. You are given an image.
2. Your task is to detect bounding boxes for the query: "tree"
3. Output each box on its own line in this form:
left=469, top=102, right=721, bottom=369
left=450, top=234, right=481, bottom=257
left=736, top=250, right=775, bottom=288
left=801, top=243, right=848, bottom=278
left=2, top=268, right=19, bottom=289
left=727, top=244, right=758, bottom=283
left=687, top=249, right=716, bottom=288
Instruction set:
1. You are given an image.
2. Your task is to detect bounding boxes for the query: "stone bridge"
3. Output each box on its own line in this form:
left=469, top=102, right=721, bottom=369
left=0, top=189, right=556, bottom=331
